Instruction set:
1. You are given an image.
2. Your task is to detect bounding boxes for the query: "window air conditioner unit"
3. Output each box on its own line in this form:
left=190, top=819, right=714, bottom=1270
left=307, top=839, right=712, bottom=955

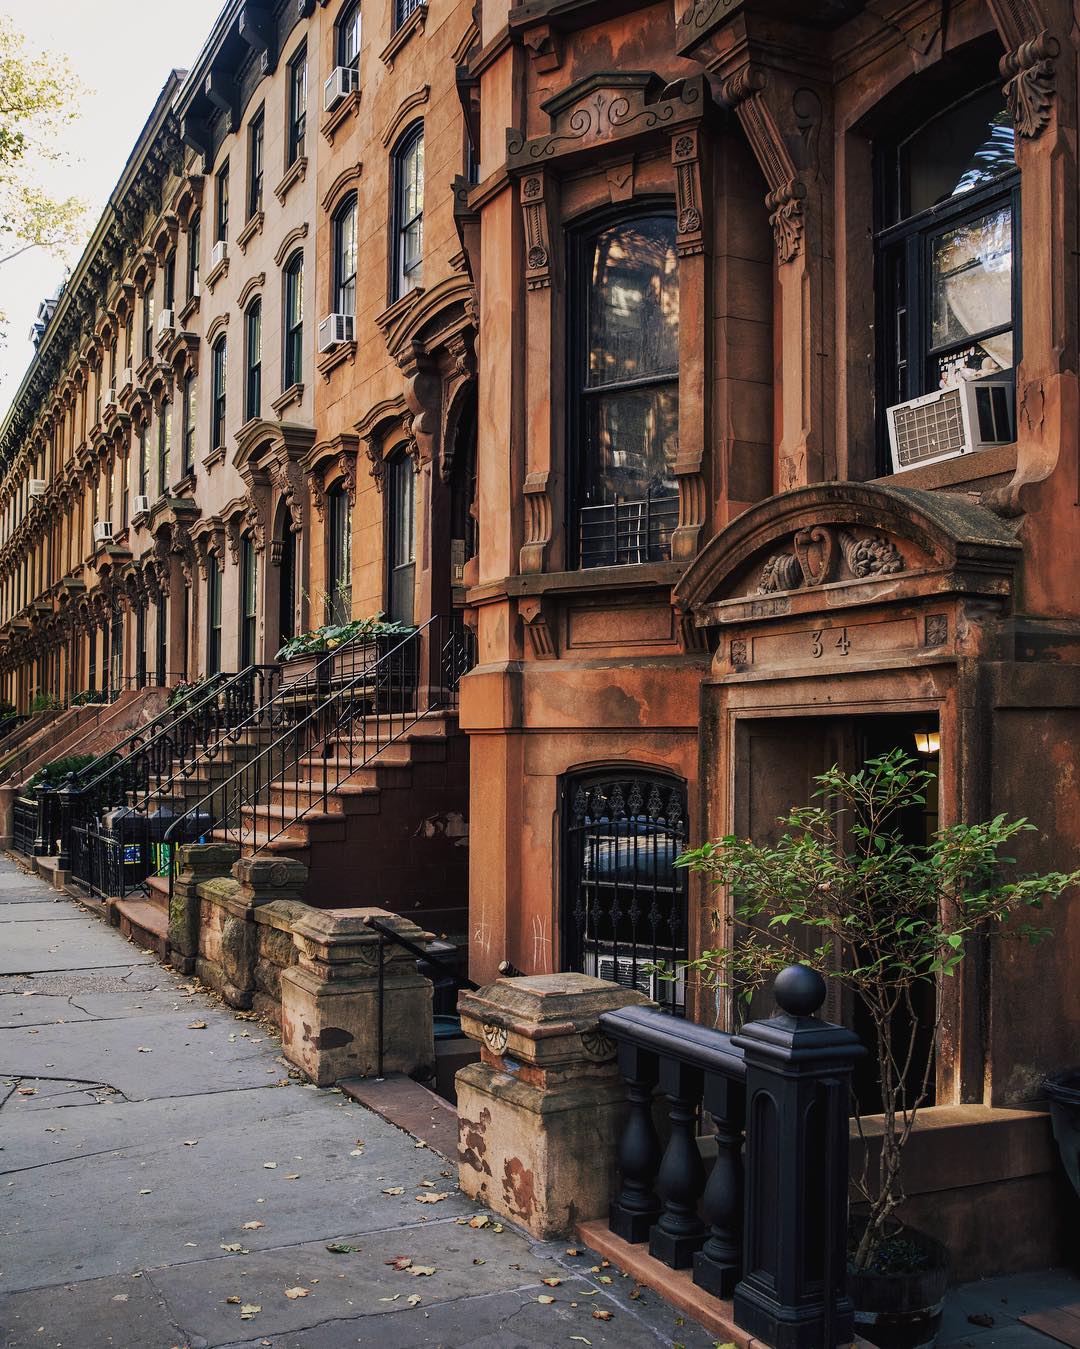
left=133, top=494, right=151, bottom=517
left=157, top=309, right=175, bottom=338
left=592, top=951, right=686, bottom=1006
left=211, top=239, right=228, bottom=270
left=323, top=65, right=359, bottom=112
left=28, top=479, right=46, bottom=499
left=318, top=312, right=354, bottom=353
left=887, top=379, right=1014, bottom=474
left=119, top=367, right=134, bottom=391
left=102, top=387, right=117, bottom=410
left=93, top=520, right=114, bottom=545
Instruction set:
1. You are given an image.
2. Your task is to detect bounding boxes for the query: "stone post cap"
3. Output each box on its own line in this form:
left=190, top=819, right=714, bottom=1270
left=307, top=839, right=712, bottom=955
left=291, top=906, right=434, bottom=976
left=232, top=855, right=308, bottom=896
left=176, top=841, right=240, bottom=879
left=458, top=973, right=651, bottom=1068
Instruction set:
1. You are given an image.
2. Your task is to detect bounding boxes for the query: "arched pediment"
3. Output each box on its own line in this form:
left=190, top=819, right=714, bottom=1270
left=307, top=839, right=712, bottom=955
left=233, top=418, right=316, bottom=474
left=385, top=273, right=477, bottom=366
left=674, top=482, right=1021, bottom=616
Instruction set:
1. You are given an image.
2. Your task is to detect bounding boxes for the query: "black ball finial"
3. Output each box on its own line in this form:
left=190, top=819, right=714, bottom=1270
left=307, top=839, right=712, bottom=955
left=774, top=964, right=826, bottom=1018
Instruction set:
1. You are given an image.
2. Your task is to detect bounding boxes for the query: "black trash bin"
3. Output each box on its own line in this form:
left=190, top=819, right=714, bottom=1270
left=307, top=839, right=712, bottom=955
left=1045, top=1070, right=1080, bottom=1198
left=100, top=805, right=213, bottom=893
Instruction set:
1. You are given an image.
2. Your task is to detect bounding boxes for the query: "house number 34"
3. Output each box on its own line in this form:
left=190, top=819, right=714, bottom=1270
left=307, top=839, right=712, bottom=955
left=810, top=627, right=851, bottom=658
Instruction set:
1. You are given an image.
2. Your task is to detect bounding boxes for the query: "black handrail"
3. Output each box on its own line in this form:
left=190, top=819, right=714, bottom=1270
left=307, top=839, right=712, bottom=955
left=163, top=614, right=473, bottom=877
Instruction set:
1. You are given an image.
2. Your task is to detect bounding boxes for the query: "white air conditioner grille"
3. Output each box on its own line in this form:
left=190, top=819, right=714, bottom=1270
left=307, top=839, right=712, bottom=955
left=318, top=313, right=354, bottom=353
left=133, top=495, right=151, bottom=517
left=28, top=479, right=46, bottom=499
left=891, top=388, right=965, bottom=469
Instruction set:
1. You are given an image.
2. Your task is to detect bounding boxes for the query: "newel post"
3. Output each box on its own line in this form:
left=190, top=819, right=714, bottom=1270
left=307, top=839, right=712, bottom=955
left=732, top=965, right=864, bottom=1349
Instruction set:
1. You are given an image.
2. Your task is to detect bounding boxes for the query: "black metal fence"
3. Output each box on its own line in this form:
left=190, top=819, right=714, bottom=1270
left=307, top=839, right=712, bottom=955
left=12, top=794, right=38, bottom=856
left=600, top=965, right=864, bottom=1348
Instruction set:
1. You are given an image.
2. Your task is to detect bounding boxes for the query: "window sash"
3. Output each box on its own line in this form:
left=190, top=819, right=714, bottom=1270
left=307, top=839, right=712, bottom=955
left=187, top=214, right=201, bottom=299
left=335, top=201, right=358, bottom=315
left=284, top=257, right=304, bottom=386
left=158, top=402, right=171, bottom=496
left=216, top=163, right=230, bottom=241
left=338, top=3, right=361, bottom=68
left=246, top=305, right=262, bottom=420
left=248, top=115, right=264, bottom=219
left=288, top=50, right=307, bottom=164
left=212, top=341, right=227, bottom=447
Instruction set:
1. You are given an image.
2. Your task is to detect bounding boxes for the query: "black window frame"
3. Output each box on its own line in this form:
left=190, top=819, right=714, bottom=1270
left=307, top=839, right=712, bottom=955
left=187, top=210, right=201, bottom=300
left=245, top=299, right=262, bottom=422
left=567, top=202, right=681, bottom=571
left=873, top=82, right=1021, bottom=473
left=337, top=1, right=361, bottom=69
left=326, top=482, right=352, bottom=625
left=283, top=250, right=304, bottom=389
left=390, top=122, right=424, bottom=303
left=138, top=422, right=148, bottom=496
left=394, top=0, right=423, bottom=32
left=157, top=398, right=171, bottom=497
left=333, top=193, right=358, bottom=317
left=163, top=249, right=176, bottom=310
left=206, top=553, right=222, bottom=675
left=142, top=286, right=155, bottom=363
left=211, top=335, right=228, bottom=449
left=239, top=534, right=258, bottom=668
left=287, top=43, right=307, bottom=166
left=215, top=160, right=230, bottom=242
left=248, top=109, right=265, bottom=220
left=181, top=370, right=197, bottom=475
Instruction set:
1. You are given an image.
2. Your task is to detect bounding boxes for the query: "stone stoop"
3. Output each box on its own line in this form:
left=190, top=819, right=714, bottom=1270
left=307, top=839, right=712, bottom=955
left=111, top=873, right=170, bottom=959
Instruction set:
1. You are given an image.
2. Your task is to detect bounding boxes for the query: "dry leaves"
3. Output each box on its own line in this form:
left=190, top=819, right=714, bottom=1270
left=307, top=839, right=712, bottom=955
left=387, top=1256, right=413, bottom=1272
left=262, top=1161, right=278, bottom=1169
left=326, top=1242, right=361, bottom=1254
left=284, top=1287, right=309, bottom=1299
left=414, top=1192, right=449, bottom=1204
left=537, top=1295, right=556, bottom=1305
left=592, top=1309, right=614, bottom=1321
left=241, top=1221, right=264, bottom=1231
left=187, top=1020, right=207, bottom=1030
left=239, top=1304, right=261, bottom=1320
left=382, top=1186, right=405, bottom=1196
left=182, top=1139, right=199, bottom=1147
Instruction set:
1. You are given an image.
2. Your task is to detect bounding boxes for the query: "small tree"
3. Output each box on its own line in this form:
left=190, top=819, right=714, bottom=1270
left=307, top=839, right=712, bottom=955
left=676, top=750, right=1079, bottom=1272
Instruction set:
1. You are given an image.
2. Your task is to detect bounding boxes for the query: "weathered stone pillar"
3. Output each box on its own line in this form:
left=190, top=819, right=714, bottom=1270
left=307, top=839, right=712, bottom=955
left=280, top=908, right=435, bottom=1086
left=169, top=842, right=240, bottom=974
left=455, top=973, right=649, bottom=1238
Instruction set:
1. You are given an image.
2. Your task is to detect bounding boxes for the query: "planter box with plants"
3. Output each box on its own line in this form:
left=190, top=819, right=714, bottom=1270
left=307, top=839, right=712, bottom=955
left=676, top=750, right=1079, bottom=1349
left=276, top=616, right=411, bottom=693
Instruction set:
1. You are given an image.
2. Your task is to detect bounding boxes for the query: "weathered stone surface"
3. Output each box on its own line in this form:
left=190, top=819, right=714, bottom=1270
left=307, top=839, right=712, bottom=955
left=456, top=973, right=649, bottom=1238
left=169, top=841, right=240, bottom=972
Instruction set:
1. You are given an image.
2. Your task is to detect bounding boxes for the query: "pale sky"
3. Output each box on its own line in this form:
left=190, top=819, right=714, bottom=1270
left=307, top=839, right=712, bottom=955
left=0, top=0, right=228, bottom=404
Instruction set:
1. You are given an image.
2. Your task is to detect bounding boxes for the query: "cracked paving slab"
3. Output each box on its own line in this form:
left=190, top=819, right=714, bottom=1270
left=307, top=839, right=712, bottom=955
left=0, top=854, right=713, bottom=1348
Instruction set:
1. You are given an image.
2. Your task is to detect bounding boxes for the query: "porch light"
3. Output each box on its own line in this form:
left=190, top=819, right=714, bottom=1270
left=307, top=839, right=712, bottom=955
left=913, top=727, right=940, bottom=756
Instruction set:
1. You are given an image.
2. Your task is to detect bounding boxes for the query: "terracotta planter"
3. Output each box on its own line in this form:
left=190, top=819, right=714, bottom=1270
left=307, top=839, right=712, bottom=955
left=849, top=1227, right=950, bottom=1349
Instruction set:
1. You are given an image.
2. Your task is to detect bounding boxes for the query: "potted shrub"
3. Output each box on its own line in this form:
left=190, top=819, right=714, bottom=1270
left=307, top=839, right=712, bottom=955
left=29, top=692, right=61, bottom=714
left=276, top=614, right=409, bottom=692
left=676, top=750, right=1078, bottom=1349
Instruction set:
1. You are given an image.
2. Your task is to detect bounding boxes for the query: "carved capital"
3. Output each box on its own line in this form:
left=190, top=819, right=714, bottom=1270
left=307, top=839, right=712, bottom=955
left=1000, top=30, right=1059, bottom=138
left=520, top=170, right=554, bottom=291
left=671, top=128, right=705, bottom=258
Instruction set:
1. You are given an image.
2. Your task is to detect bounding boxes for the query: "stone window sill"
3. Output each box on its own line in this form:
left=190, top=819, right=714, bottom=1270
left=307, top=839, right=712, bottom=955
left=321, top=90, right=361, bottom=145
left=179, top=293, right=201, bottom=325
left=380, top=4, right=427, bottom=69
left=272, top=382, right=304, bottom=416
left=204, top=255, right=230, bottom=294
left=316, top=341, right=356, bottom=381
left=237, top=210, right=264, bottom=254
left=202, top=445, right=226, bottom=471
left=274, top=157, right=308, bottom=206
left=870, top=442, right=1017, bottom=493
left=466, top=561, right=684, bottom=607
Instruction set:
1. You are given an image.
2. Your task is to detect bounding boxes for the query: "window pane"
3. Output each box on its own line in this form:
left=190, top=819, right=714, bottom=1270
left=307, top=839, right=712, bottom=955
left=586, top=218, right=679, bottom=389
left=900, top=86, right=1014, bottom=219
left=930, top=205, right=1012, bottom=364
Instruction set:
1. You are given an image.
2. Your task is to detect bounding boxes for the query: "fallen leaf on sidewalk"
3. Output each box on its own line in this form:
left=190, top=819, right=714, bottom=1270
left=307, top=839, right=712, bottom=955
left=414, top=1192, right=449, bottom=1204
left=220, top=1244, right=245, bottom=1253
left=241, top=1221, right=264, bottom=1230
left=349, top=1148, right=364, bottom=1157
left=382, top=1187, right=405, bottom=1196
left=541, top=1278, right=562, bottom=1287
left=183, top=1140, right=199, bottom=1147
left=592, top=1309, right=613, bottom=1321
left=570, top=1337, right=592, bottom=1345
left=387, top=1256, right=413, bottom=1271
left=187, top=1020, right=207, bottom=1030
left=409, top=1266, right=436, bottom=1278
left=379, top=1295, right=401, bottom=1303
left=326, top=1242, right=362, bottom=1254
left=284, top=1287, right=309, bottom=1299
left=284, top=1173, right=301, bottom=1180
left=537, top=1295, right=556, bottom=1305
left=225, top=1296, right=241, bottom=1305
left=406, top=1294, right=422, bottom=1306
left=468, top=1215, right=489, bottom=1229
left=239, top=1303, right=261, bottom=1319
left=16, top=1087, right=35, bottom=1096
left=138, top=1189, right=152, bottom=1196
left=137, top=1046, right=153, bottom=1053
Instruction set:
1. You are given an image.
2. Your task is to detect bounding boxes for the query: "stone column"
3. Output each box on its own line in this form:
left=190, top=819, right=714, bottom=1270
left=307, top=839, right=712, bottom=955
left=280, top=908, right=435, bottom=1086
left=169, top=841, right=240, bottom=974
left=455, top=973, right=650, bottom=1239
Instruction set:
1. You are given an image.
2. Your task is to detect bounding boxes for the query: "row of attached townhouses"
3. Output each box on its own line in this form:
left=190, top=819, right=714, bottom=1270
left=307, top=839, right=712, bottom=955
left=0, top=0, right=1076, bottom=1281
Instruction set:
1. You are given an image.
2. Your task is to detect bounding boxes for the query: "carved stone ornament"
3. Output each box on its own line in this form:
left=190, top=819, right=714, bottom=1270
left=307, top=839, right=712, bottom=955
left=482, top=1022, right=509, bottom=1054
left=757, top=527, right=904, bottom=594
left=1001, top=31, right=1059, bottom=138
left=580, top=1028, right=616, bottom=1061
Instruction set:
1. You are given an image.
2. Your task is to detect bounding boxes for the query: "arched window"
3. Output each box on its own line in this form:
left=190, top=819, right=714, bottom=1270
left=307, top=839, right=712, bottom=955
left=211, top=336, right=228, bottom=448
left=333, top=194, right=358, bottom=318
left=283, top=251, right=304, bottom=389
left=876, top=81, right=1018, bottom=469
left=391, top=124, right=424, bottom=301
left=337, top=1, right=361, bottom=70
left=326, top=483, right=352, bottom=625
left=571, top=211, right=679, bottom=569
left=245, top=300, right=262, bottom=421
left=239, top=534, right=257, bottom=667
left=562, top=770, right=688, bottom=1013
left=386, top=449, right=415, bottom=625
left=206, top=553, right=222, bottom=675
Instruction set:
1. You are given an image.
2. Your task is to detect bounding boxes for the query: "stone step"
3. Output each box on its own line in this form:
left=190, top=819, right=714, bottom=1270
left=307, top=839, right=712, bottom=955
left=266, top=781, right=382, bottom=814
left=114, top=894, right=168, bottom=958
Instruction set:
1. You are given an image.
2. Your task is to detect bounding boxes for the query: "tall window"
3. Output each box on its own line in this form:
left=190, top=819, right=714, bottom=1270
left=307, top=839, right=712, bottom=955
left=333, top=194, right=358, bottom=317
left=239, top=535, right=257, bottom=667
left=572, top=212, right=679, bottom=569
left=215, top=160, right=230, bottom=242
left=158, top=400, right=171, bottom=496
left=326, top=483, right=351, bottom=624
left=876, top=82, right=1018, bottom=467
left=337, top=1, right=361, bottom=69
left=182, top=371, right=197, bottom=474
left=287, top=44, right=307, bottom=165
left=142, top=286, right=155, bottom=362
left=120, top=442, right=129, bottom=528
left=245, top=301, right=262, bottom=421
left=283, top=251, right=304, bottom=388
left=248, top=110, right=264, bottom=219
left=163, top=250, right=176, bottom=310
left=206, top=554, right=222, bottom=675
left=187, top=211, right=201, bottom=299
left=392, top=125, right=424, bottom=301
left=211, top=336, right=228, bottom=448
left=387, top=449, right=415, bottom=626
left=124, top=311, right=134, bottom=368
left=138, top=423, right=148, bottom=496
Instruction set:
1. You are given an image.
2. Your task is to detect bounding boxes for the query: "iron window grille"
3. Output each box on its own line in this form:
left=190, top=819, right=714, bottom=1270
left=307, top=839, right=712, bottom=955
left=563, top=772, right=689, bottom=1015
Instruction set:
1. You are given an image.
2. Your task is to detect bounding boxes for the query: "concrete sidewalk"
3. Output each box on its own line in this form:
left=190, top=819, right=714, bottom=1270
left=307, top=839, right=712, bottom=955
left=0, top=855, right=715, bottom=1349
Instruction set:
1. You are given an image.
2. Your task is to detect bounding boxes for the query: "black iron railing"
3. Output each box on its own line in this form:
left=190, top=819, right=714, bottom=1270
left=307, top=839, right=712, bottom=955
left=600, top=966, right=864, bottom=1348
left=579, top=493, right=679, bottom=569
left=163, top=614, right=474, bottom=881
left=49, top=668, right=276, bottom=890
left=12, top=793, right=37, bottom=855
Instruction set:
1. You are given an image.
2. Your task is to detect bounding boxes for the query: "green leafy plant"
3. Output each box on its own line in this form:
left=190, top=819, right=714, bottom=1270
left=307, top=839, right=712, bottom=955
left=28, top=751, right=108, bottom=788
left=0, top=700, right=17, bottom=720
left=69, top=689, right=106, bottom=707
left=675, top=750, right=1079, bottom=1274
left=167, top=677, right=210, bottom=708
left=29, top=692, right=60, bottom=713
left=276, top=613, right=409, bottom=662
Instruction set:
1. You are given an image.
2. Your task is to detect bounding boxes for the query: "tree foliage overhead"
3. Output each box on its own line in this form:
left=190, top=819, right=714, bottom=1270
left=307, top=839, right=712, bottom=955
left=0, top=16, right=85, bottom=267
